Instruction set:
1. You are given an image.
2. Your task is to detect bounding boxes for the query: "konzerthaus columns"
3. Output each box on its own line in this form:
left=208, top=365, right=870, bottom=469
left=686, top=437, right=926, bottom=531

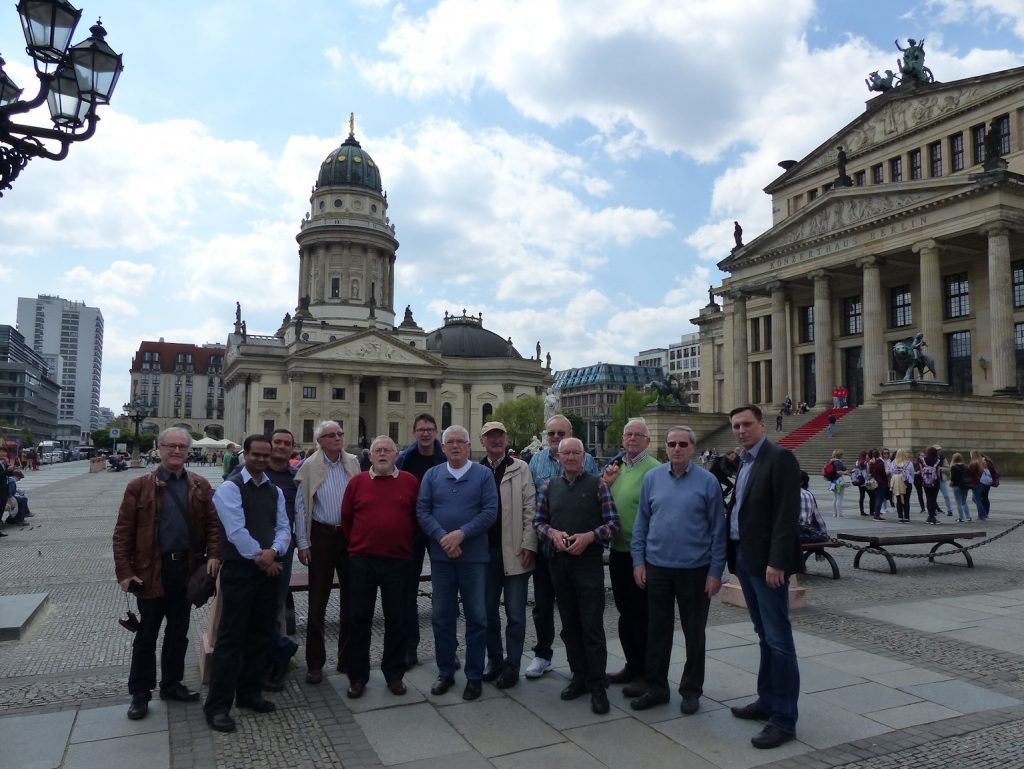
left=696, top=64, right=1024, bottom=414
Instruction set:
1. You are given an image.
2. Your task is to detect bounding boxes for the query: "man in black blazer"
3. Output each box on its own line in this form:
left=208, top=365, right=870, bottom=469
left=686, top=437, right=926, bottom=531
left=725, top=405, right=802, bottom=749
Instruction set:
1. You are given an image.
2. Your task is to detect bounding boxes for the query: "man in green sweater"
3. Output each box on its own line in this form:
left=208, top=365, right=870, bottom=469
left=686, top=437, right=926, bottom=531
left=600, top=418, right=661, bottom=697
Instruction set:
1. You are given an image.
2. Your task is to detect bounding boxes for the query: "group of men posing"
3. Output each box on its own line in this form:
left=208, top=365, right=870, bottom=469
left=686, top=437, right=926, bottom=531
left=112, top=404, right=803, bottom=749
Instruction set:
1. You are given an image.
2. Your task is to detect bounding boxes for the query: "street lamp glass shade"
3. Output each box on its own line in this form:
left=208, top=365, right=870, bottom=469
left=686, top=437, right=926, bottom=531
left=70, top=20, right=122, bottom=105
left=17, top=0, right=82, bottom=69
left=0, top=57, right=24, bottom=107
left=46, top=63, right=89, bottom=128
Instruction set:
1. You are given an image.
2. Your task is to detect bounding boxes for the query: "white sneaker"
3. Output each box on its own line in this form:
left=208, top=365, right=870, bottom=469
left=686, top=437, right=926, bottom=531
left=525, top=656, right=552, bottom=679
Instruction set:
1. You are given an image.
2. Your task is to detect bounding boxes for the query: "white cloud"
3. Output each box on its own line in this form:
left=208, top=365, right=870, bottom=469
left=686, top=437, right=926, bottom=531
left=62, top=261, right=157, bottom=317
left=924, top=0, right=1024, bottom=37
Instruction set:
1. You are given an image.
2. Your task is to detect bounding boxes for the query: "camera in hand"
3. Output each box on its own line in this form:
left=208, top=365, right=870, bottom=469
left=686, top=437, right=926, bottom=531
left=127, top=580, right=144, bottom=594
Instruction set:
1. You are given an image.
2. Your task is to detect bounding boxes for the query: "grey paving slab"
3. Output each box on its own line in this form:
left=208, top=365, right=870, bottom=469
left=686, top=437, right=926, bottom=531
left=69, top=701, right=168, bottom=742
left=565, top=715, right=719, bottom=769
left=811, top=681, right=923, bottom=714
left=791, top=631, right=855, bottom=657
left=699, top=658, right=759, bottom=704
left=862, top=666, right=952, bottom=687
left=439, top=697, right=563, bottom=757
left=900, top=679, right=1021, bottom=713
left=796, top=658, right=869, bottom=693
left=354, top=702, right=471, bottom=765
left=0, top=592, right=48, bottom=640
left=490, top=741, right=607, bottom=769
left=0, top=710, right=75, bottom=769
left=652, top=705, right=811, bottom=769
left=63, top=731, right=169, bottom=769
left=848, top=602, right=999, bottom=633
left=392, top=751, right=493, bottom=769
left=866, top=700, right=962, bottom=729
left=500, top=670, right=629, bottom=730
left=939, top=624, right=1024, bottom=655
left=809, top=649, right=913, bottom=676
left=401, top=664, right=500, bottom=705
left=705, top=627, right=758, bottom=651
left=326, top=669, right=427, bottom=712
left=781, top=691, right=892, bottom=750
left=706, top=643, right=761, bottom=674
left=709, top=621, right=760, bottom=642
left=930, top=594, right=1024, bottom=611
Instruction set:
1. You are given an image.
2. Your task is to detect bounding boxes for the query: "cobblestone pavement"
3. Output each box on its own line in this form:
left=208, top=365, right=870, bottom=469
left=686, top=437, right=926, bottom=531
left=1, top=464, right=1023, bottom=768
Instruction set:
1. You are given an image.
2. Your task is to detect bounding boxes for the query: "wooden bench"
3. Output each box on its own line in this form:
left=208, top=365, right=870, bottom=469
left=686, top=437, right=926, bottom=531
left=801, top=540, right=842, bottom=580
left=835, top=530, right=986, bottom=574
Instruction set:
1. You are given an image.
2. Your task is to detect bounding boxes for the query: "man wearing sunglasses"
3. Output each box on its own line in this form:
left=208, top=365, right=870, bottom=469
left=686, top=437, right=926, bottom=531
left=113, top=428, right=222, bottom=722
left=526, top=414, right=597, bottom=679
left=629, top=426, right=725, bottom=717
left=294, top=420, right=361, bottom=685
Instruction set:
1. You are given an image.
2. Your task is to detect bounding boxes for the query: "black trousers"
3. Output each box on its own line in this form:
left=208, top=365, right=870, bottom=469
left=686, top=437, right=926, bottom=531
left=128, top=555, right=191, bottom=698
left=550, top=551, right=607, bottom=690
left=644, top=563, right=711, bottom=698
left=348, top=555, right=408, bottom=686
left=608, top=549, right=647, bottom=675
left=531, top=548, right=556, bottom=660
left=204, top=560, right=279, bottom=715
left=403, top=530, right=428, bottom=657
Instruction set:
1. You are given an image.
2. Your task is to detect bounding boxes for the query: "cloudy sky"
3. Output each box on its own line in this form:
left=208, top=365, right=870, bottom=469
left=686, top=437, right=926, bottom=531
left=1, top=0, right=1022, bottom=413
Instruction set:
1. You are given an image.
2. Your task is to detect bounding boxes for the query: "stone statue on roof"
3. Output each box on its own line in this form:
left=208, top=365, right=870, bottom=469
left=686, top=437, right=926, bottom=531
left=895, top=38, right=934, bottom=84
left=865, top=69, right=895, bottom=93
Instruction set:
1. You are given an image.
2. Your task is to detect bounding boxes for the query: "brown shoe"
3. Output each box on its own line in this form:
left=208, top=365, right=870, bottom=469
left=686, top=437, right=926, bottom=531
left=346, top=681, right=366, bottom=699
left=387, top=679, right=407, bottom=695
left=607, top=666, right=633, bottom=684
left=305, top=668, right=323, bottom=684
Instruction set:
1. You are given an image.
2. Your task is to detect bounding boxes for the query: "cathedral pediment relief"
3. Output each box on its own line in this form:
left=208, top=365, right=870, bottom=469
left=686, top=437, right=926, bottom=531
left=295, top=331, right=440, bottom=368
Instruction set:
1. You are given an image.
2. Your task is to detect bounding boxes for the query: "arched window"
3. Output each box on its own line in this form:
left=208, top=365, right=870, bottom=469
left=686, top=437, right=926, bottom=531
left=350, top=278, right=360, bottom=299
left=441, top=402, right=452, bottom=430
left=482, top=403, right=493, bottom=423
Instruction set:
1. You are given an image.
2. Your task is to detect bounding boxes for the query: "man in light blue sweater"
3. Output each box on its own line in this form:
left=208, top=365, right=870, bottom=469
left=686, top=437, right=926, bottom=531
left=630, top=426, right=726, bottom=716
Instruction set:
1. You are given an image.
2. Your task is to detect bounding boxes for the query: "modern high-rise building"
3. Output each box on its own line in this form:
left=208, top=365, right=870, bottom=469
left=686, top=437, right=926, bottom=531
left=16, top=295, right=104, bottom=442
left=0, top=325, right=60, bottom=441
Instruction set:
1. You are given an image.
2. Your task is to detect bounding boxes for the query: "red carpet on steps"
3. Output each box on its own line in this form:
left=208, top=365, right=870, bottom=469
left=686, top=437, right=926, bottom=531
left=777, top=408, right=852, bottom=450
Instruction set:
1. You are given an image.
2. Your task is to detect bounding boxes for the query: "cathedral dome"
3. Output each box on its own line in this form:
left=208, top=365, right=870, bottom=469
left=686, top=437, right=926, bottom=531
left=426, top=311, right=523, bottom=358
left=316, top=133, right=382, bottom=193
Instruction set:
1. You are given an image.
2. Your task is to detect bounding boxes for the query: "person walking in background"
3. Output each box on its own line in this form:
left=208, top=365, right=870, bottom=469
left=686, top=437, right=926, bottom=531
left=890, top=449, right=914, bottom=523
left=934, top=446, right=954, bottom=516
left=921, top=446, right=943, bottom=525
left=949, top=453, right=972, bottom=522
left=826, top=449, right=846, bottom=518
left=850, top=451, right=869, bottom=516
left=826, top=413, right=836, bottom=437
left=968, top=450, right=998, bottom=521
left=868, top=450, right=889, bottom=521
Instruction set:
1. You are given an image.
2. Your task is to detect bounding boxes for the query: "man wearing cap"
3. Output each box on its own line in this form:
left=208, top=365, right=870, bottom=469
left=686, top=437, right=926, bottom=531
left=479, top=421, right=537, bottom=689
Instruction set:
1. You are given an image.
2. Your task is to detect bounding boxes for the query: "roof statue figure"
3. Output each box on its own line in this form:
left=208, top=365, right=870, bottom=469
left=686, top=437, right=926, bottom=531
left=708, top=285, right=718, bottom=306
left=865, top=69, right=895, bottom=93
left=836, top=145, right=853, bottom=187
left=536, top=341, right=541, bottom=360
left=348, top=111, right=355, bottom=139
left=234, top=301, right=242, bottom=333
left=983, top=119, right=1008, bottom=170
left=895, top=38, right=934, bottom=84
left=733, top=221, right=743, bottom=250
left=546, top=352, right=551, bottom=369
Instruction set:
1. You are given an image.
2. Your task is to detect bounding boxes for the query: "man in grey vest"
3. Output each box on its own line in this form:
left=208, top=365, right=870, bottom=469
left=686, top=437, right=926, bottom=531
left=534, top=437, right=619, bottom=715
left=204, top=435, right=290, bottom=733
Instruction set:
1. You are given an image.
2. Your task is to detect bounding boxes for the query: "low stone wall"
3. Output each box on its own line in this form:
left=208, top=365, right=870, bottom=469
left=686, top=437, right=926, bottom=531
left=642, top=406, right=730, bottom=461
left=879, top=388, right=1024, bottom=476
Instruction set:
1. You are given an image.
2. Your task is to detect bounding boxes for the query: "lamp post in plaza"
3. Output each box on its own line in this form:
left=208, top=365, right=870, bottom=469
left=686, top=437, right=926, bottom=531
left=0, top=1, right=124, bottom=197
left=122, top=400, right=149, bottom=468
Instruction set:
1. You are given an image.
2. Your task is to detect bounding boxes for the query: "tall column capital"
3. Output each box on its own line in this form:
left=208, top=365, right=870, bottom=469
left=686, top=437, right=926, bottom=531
left=766, top=280, right=786, bottom=294
left=912, top=238, right=942, bottom=255
left=351, top=374, right=363, bottom=384
left=807, top=269, right=830, bottom=282
left=858, top=255, right=884, bottom=270
left=980, top=223, right=1011, bottom=239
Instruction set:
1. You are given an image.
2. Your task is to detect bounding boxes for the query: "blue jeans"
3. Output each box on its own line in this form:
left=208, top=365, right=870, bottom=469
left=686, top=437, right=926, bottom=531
left=735, top=549, right=800, bottom=734
left=268, top=544, right=297, bottom=665
left=430, top=560, right=487, bottom=680
left=972, top=484, right=991, bottom=519
left=871, top=488, right=887, bottom=517
left=485, top=547, right=530, bottom=671
left=954, top=487, right=971, bottom=520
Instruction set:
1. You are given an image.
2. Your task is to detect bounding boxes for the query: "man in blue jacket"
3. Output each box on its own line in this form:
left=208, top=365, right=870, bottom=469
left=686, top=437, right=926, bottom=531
left=417, top=425, right=497, bottom=701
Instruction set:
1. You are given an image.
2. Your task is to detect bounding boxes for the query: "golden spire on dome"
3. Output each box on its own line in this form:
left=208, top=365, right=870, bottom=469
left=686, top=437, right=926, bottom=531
left=348, top=112, right=355, bottom=140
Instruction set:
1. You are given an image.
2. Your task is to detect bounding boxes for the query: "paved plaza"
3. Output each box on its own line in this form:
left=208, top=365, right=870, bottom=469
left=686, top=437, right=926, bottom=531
left=1, top=463, right=1024, bottom=769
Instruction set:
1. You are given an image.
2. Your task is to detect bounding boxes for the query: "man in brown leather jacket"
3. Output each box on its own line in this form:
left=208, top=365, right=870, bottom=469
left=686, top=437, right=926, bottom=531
left=112, top=427, right=221, bottom=721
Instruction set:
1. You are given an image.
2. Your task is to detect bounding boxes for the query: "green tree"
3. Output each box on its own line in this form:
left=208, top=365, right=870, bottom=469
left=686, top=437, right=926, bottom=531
left=563, top=411, right=587, bottom=450
left=91, top=428, right=113, bottom=450
left=605, top=386, right=656, bottom=450
left=492, top=396, right=545, bottom=450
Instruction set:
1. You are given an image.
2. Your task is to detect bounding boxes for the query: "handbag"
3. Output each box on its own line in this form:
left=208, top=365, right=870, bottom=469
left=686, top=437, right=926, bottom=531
left=980, top=468, right=993, bottom=486
left=864, top=476, right=878, bottom=491
left=187, top=561, right=217, bottom=607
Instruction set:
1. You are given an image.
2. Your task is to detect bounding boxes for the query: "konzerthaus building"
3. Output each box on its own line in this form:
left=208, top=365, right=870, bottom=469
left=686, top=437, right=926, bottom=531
left=695, top=63, right=1024, bottom=461
left=221, top=126, right=552, bottom=448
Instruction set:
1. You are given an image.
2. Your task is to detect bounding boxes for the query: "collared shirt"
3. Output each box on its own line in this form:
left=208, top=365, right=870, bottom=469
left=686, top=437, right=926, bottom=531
left=294, top=452, right=350, bottom=549
left=369, top=466, right=401, bottom=479
left=156, top=465, right=190, bottom=554
left=731, top=437, right=766, bottom=540
left=534, top=473, right=620, bottom=545
left=622, top=451, right=649, bottom=468
left=528, top=447, right=599, bottom=495
left=212, top=466, right=290, bottom=560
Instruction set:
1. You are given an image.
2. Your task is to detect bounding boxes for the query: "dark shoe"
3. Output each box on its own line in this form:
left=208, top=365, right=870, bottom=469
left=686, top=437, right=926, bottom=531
left=622, top=678, right=647, bottom=698
left=751, top=724, right=795, bottom=749
left=731, top=701, right=771, bottom=720
left=387, top=679, right=407, bottom=696
left=591, top=688, right=610, bottom=714
left=336, top=661, right=348, bottom=674
left=560, top=680, right=587, bottom=701
left=347, top=681, right=366, bottom=699
left=305, top=668, right=323, bottom=684
left=680, top=694, right=700, bottom=715
left=430, top=676, right=455, bottom=696
left=481, top=662, right=501, bottom=682
left=404, top=652, right=419, bottom=671
left=159, top=683, right=200, bottom=702
left=630, top=690, right=669, bottom=710
left=236, top=696, right=276, bottom=713
left=463, top=680, right=483, bottom=700
left=494, top=668, right=519, bottom=689
left=127, top=696, right=148, bottom=720
left=207, top=712, right=236, bottom=733
left=607, top=666, right=633, bottom=684
left=263, top=663, right=287, bottom=692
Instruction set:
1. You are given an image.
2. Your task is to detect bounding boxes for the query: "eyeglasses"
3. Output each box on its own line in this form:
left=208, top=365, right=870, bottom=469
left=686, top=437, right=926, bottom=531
left=320, top=432, right=344, bottom=439
left=160, top=443, right=189, bottom=452
left=415, top=427, right=437, bottom=433
left=546, top=430, right=567, bottom=437
left=623, top=432, right=649, bottom=439
left=443, top=439, right=469, bottom=446
left=666, top=441, right=690, bottom=448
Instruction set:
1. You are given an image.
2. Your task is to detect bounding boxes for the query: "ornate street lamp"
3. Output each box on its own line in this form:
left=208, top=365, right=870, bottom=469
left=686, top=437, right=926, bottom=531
left=0, top=1, right=123, bottom=196
left=122, top=399, right=149, bottom=467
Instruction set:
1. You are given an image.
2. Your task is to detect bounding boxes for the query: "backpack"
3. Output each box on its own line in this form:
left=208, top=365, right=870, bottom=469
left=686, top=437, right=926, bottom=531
left=822, top=460, right=838, bottom=481
left=920, top=462, right=938, bottom=487
left=850, top=466, right=866, bottom=486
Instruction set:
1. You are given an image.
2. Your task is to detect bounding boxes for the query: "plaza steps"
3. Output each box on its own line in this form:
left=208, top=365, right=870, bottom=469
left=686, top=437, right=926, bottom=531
left=788, top=406, right=884, bottom=473
left=778, top=408, right=853, bottom=450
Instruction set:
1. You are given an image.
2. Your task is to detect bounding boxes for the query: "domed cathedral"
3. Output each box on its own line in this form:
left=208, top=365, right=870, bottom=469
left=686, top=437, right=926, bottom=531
left=221, top=117, right=553, bottom=449
left=694, top=59, right=1024, bottom=468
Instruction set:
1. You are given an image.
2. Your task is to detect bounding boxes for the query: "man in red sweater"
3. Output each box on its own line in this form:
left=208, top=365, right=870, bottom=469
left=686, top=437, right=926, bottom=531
left=341, top=435, right=420, bottom=699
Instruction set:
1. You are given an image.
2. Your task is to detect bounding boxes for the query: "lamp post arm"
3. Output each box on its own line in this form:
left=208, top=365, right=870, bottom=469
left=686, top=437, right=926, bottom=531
left=0, top=73, right=53, bottom=117
left=0, top=109, right=98, bottom=162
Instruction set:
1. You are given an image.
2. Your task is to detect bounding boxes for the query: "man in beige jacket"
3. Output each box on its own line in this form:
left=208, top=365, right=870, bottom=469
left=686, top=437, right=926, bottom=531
left=479, top=421, right=537, bottom=688
left=294, top=421, right=361, bottom=683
